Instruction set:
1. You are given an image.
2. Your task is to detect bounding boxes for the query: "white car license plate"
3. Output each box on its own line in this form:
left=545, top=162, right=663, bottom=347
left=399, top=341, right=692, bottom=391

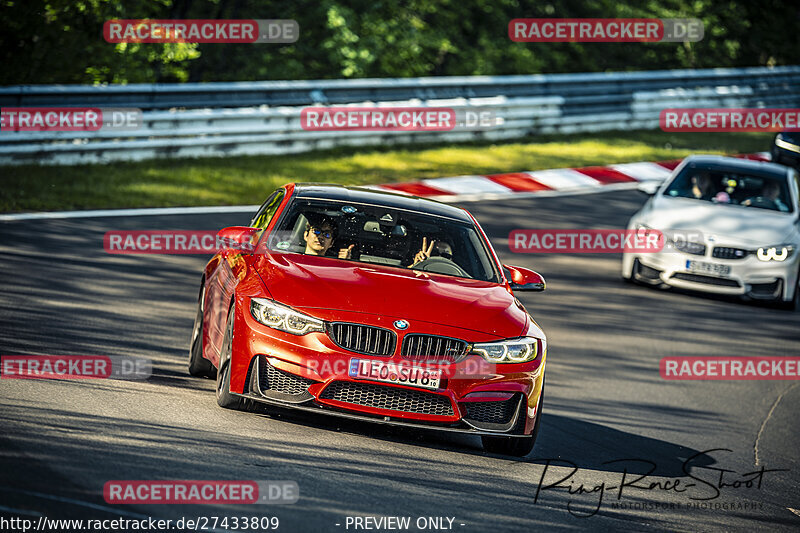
left=686, top=260, right=731, bottom=277
left=348, top=358, right=441, bottom=390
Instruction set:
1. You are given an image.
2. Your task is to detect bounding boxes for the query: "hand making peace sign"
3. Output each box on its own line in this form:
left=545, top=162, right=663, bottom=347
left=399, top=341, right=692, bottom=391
left=413, top=237, right=436, bottom=264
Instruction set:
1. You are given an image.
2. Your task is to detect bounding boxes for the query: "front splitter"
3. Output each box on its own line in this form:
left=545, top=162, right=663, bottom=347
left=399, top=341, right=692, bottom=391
left=232, top=391, right=532, bottom=438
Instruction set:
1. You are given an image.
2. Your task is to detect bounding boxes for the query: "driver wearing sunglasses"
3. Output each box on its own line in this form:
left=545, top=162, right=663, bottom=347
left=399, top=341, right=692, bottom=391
left=303, top=219, right=354, bottom=259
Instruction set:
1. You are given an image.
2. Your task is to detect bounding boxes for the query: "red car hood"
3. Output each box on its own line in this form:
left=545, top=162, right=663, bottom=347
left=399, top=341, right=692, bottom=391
left=255, top=252, right=528, bottom=339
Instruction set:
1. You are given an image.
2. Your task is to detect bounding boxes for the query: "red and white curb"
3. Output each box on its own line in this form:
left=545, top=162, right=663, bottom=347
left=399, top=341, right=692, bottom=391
left=372, top=152, right=772, bottom=202
left=0, top=152, right=772, bottom=221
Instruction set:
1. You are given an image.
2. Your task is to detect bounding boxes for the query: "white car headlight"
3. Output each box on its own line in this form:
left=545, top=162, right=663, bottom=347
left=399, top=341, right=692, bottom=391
left=653, top=228, right=706, bottom=255
left=470, top=337, right=541, bottom=363
left=634, top=223, right=664, bottom=247
left=250, top=298, right=325, bottom=335
left=756, top=245, right=794, bottom=262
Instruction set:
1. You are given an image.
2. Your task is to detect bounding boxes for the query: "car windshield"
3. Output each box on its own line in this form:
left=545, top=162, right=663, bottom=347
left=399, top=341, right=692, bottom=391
left=663, top=168, right=793, bottom=213
left=264, top=198, right=500, bottom=282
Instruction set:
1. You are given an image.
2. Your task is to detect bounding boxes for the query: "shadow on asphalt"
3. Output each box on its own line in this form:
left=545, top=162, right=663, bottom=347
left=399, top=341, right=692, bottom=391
left=226, top=400, right=716, bottom=477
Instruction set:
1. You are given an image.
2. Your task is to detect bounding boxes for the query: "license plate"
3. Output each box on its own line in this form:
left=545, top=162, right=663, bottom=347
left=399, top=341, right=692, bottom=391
left=348, top=358, right=441, bottom=390
left=686, top=260, right=731, bottom=277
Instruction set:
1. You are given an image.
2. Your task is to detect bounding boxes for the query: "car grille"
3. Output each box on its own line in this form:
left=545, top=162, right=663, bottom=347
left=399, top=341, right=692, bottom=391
left=259, top=356, right=315, bottom=396
left=463, top=398, right=517, bottom=425
left=401, top=334, right=469, bottom=363
left=327, top=323, right=396, bottom=356
left=319, top=381, right=454, bottom=416
left=671, top=273, right=741, bottom=287
left=672, top=240, right=707, bottom=256
left=712, top=247, right=749, bottom=260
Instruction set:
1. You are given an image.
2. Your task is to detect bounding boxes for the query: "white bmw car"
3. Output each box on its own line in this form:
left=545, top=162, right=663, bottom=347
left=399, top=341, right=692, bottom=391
left=622, top=155, right=800, bottom=310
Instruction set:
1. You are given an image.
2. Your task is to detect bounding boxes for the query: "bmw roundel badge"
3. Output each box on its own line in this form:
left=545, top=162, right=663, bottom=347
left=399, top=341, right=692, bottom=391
left=393, top=320, right=409, bottom=330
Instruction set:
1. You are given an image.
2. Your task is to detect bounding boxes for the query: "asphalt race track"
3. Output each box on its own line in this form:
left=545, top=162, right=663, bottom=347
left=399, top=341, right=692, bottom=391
left=1, top=189, right=798, bottom=532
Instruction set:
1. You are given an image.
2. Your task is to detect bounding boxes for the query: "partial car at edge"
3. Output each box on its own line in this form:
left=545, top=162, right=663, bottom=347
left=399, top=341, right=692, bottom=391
left=772, top=132, right=800, bottom=170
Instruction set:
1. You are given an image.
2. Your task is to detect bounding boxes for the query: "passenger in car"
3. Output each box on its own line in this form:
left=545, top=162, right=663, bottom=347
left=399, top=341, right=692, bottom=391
left=410, top=237, right=454, bottom=266
left=689, top=173, right=716, bottom=200
left=742, top=180, right=790, bottom=212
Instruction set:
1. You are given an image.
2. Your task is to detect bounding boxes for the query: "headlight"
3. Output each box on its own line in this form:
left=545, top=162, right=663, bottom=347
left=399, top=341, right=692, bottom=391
left=470, top=337, right=541, bottom=363
left=671, top=238, right=706, bottom=256
left=756, top=245, right=794, bottom=262
left=634, top=223, right=662, bottom=245
left=635, top=223, right=663, bottom=239
left=250, top=298, right=324, bottom=335
left=650, top=227, right=706, bottom=255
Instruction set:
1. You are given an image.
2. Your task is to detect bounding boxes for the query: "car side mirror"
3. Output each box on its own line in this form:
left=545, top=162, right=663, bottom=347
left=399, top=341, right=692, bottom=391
left=637, top=182, right=660, bottom=196
left=216, top=226, right=259, bottom=254
left=503, top=264, right=546, bottom=292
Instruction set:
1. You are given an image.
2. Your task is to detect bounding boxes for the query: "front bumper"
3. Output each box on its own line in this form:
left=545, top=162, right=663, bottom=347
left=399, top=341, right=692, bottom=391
left=228, top=304, right=545, bottom=436
left=235, top=355, right=533, bottom=437
left=623, top=246, right=798, bottom=300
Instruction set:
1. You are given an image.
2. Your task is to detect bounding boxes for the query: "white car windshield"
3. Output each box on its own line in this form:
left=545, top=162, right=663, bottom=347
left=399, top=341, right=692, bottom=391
left=265, top=199, right=501, bottom=283
left=664, top=169, right=793, bottom=213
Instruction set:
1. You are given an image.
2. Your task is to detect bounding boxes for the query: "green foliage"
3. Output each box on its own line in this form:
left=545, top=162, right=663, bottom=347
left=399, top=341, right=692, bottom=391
left=1, top=0, right=798, bottom=84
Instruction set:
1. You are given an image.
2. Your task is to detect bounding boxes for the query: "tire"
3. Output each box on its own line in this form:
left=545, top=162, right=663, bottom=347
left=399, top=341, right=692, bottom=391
left=481, top=386, right=543, bottom=457
left=216, top=305, right=244, bottom=410
left=625, top=258, right=643, bottom=285
left=777, top=270, right=800, bottom=311
left=188, top=285, right=215, bottom=378
left=621, top=255, right=634, bottom=283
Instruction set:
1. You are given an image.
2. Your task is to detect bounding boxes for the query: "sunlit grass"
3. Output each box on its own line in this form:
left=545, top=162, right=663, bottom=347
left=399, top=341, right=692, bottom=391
left=0, top=131, right=771, bottom=212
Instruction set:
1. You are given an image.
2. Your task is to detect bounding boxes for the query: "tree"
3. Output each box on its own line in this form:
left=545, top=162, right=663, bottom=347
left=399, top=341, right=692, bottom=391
left=1, top=0, right=798, bottom=85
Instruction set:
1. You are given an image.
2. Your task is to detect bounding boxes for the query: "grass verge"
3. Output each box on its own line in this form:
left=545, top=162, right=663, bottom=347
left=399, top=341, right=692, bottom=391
left=0, top=131, right=772, bottom=212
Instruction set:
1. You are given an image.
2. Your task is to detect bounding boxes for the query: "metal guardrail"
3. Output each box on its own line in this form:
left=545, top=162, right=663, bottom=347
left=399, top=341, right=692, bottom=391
left=1, top=66, right=798, bottom=166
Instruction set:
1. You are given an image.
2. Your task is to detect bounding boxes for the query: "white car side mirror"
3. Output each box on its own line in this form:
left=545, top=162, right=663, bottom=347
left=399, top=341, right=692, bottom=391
left=637, top=182, right=661, bottom=196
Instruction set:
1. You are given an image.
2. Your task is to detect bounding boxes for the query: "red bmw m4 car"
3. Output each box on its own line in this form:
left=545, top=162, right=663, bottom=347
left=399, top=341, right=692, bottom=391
left=189, top=184, right=547, bottom=456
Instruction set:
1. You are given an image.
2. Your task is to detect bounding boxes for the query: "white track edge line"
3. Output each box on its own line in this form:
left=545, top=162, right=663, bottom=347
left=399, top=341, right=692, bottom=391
left=0, top=205, right=261, bottom=222
left=433, top=181, right=648, bottom=203
left=0, top=157, right=660, bottom=221
left=1, top=182, right=652, bottom=221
